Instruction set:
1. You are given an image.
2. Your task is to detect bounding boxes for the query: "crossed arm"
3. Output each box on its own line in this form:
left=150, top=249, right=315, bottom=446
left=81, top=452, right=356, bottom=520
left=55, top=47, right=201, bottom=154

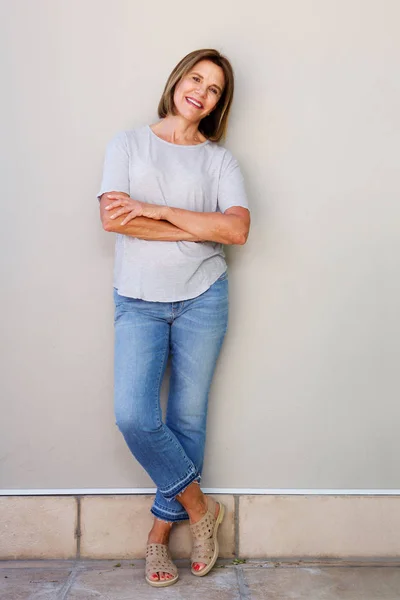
left=99, top=192, right=250, bottom=245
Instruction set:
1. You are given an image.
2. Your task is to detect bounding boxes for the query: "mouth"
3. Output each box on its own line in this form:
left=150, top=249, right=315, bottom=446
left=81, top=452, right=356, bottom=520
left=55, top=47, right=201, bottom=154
left=185, top=96, right=204, bottom=109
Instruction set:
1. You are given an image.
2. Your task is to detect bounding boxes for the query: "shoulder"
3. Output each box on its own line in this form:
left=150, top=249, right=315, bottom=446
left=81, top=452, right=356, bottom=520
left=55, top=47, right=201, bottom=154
left=124, top=124, right=148, bottom=142
left=207, top=143, right=242, bottom=176
left=105, top=125, right=148, bottom=154
left=208, top=141, right=238, bottom=161
left=206, top=141, right=236, bottom=163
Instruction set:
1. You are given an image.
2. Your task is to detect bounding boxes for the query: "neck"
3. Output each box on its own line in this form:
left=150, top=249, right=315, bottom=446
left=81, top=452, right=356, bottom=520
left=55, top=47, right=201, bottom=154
left=152, top=116, right=204, bottom=143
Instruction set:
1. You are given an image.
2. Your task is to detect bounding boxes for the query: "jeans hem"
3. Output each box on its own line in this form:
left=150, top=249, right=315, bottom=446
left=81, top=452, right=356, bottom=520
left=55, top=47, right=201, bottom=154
left=160, top=471, right=201, bottom=501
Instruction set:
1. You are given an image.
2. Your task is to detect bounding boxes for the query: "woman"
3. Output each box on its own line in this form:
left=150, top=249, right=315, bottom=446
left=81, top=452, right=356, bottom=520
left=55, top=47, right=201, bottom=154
left=97, top=48, right=250, bottom=587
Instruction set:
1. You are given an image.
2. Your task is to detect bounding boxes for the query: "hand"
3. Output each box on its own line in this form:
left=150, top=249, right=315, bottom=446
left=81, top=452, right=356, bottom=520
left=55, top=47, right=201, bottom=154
left=105, top=193, right=164, bottom=224
left=105, top=193, right=145, bottom=225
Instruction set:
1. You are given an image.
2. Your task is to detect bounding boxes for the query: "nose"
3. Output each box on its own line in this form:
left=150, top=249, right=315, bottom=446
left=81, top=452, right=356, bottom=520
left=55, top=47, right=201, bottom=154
left=196, top=84, right=207, bottom=98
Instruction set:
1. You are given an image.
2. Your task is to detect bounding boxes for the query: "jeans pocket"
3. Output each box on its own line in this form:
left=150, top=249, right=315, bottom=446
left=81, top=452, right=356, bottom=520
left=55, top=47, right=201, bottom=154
left=113, top=288, right=141, bottom=310
left=216, top=270, right=228, bottom=282
left=113, top=288, right=126, bottom=307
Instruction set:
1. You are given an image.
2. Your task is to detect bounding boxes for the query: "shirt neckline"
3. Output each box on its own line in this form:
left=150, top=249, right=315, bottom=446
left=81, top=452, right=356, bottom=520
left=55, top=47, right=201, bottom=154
left=147, top=124, right=210, bottom=148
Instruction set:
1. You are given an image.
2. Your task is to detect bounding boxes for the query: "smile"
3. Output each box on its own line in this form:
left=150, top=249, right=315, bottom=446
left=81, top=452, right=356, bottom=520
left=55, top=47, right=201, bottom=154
left=185, top=96, right=203, bottom=109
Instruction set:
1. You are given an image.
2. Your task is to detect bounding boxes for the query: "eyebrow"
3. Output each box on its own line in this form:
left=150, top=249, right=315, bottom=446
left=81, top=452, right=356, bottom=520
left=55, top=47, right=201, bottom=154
left=191, top=71, right=223, bottom=93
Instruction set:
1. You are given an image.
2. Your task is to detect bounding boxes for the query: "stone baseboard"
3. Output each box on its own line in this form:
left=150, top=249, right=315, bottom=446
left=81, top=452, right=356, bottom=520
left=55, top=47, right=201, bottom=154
left=1, top=495, right=399, bottom=560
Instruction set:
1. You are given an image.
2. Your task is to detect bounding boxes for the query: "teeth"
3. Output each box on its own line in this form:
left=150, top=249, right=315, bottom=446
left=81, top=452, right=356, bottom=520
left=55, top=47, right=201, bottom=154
left=187, top=97, right=202, bottom=108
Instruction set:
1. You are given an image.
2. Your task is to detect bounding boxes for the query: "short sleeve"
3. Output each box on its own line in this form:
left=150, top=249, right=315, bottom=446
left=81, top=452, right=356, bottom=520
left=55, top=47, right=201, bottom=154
left=96, top=131, right=130, bottom=200
left=217, top=150, right=249, bottom=213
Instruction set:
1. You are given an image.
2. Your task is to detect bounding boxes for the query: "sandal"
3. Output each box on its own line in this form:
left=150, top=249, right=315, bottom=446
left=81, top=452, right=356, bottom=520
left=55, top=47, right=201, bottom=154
left=190, top=496, right=225, bottom=577
left=145, top=543, right=179, bottom=587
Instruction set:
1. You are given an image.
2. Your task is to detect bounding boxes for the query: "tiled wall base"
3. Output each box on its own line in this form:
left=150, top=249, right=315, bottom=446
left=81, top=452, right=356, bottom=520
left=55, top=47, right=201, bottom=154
left=1, top=495, right=400, bottom=560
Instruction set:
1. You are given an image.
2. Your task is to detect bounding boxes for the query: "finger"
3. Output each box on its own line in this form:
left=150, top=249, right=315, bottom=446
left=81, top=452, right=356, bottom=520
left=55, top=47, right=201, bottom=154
left=120, top=211, right=137, bottom=225
left=109, top=207, right=132, bottom=219
left=105, top=200, right=126, bottom=210
left=106, top=193, right=128, bottom=203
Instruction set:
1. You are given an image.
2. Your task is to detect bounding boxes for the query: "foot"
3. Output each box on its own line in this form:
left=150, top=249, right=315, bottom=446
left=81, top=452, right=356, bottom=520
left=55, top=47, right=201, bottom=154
left=188, top=495, right=220, bottom=573
left=147, top=520, right=174, bottom=582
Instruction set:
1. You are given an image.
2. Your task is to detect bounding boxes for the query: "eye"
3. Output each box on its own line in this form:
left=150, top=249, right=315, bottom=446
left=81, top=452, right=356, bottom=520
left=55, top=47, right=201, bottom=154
left=211, top=88, right=219, bottom=95
left=192, top=75, right=201, bottom=82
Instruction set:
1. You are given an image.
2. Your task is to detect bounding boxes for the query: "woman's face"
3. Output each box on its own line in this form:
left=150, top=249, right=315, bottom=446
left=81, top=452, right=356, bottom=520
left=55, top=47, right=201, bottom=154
left=173, top=60, right=225, bottom=123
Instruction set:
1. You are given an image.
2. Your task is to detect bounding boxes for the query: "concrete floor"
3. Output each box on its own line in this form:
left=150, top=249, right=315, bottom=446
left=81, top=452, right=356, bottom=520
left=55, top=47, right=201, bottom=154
left=1, top=559, right=400, bottom=599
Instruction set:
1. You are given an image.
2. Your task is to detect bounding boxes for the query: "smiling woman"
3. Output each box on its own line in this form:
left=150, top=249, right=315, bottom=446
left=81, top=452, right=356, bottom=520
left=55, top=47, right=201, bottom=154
left=172, top=62, right=225, bottom=127
left=96, top=48, right=250, bottom=588
left=155, top=48, right=235, bottom=142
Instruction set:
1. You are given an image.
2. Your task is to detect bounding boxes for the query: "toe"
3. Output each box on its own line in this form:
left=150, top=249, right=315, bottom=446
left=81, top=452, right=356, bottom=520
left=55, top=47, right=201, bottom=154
left=151, top=572, right=159, bottom=580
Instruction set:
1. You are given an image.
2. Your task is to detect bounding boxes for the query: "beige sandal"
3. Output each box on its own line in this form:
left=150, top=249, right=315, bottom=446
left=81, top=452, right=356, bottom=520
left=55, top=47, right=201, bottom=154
left=190, top=496, right=225, bottom=577
left=145, top=543, right=179, bottom=587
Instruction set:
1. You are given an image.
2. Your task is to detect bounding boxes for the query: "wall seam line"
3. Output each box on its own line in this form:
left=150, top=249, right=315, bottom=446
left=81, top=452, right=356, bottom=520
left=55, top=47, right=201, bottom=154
left=235, top=565, right=251, bottom=599
left=234, top=494, right=240, bottom=558
left=75, top=496, right=81, bottom=559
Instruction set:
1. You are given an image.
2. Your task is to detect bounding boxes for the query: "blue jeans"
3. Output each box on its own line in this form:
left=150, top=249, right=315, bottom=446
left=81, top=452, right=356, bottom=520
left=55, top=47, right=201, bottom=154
left=113, top=270, right=229, bottom=522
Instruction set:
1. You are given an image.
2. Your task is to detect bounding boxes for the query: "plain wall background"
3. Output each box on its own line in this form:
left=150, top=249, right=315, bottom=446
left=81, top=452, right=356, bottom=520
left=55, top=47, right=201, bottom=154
left=1, top=0, right=399, bottom=490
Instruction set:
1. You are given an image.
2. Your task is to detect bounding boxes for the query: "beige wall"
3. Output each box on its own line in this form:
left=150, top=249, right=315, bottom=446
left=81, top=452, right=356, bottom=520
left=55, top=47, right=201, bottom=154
left=1, top=0, right=399, bottom=491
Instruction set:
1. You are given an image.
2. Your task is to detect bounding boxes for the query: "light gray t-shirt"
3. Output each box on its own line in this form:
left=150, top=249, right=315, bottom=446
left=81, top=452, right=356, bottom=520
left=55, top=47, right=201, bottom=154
left=97, top=124, right=249, bottom=302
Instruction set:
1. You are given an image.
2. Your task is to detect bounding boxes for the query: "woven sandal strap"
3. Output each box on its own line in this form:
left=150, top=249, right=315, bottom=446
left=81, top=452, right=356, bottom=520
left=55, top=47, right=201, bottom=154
left=145, top=543, right=178, bottom=577
left=190, top=504, right=217, bottom=541
left=191, top=538, right=215, bottom=563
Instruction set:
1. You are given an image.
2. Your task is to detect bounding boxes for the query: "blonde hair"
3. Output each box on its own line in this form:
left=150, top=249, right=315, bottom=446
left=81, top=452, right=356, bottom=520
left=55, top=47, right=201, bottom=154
left=157, top=49, right=235, bottom=143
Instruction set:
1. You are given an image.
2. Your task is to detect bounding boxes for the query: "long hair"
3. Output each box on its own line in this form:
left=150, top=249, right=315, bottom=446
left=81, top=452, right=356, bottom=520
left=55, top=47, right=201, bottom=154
left=157, top=49, right=235, bottom=142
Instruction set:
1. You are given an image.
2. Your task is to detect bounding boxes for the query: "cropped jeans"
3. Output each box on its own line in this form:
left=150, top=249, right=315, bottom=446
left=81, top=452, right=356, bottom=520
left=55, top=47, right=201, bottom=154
left=113, top=270, right=228, bottom=522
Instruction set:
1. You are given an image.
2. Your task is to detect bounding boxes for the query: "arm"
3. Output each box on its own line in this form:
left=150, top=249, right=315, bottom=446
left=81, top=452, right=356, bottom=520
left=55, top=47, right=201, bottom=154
left=157, top=205, right=250, bottom=246
left=99, top=193, right=203, bottom=242
left=98, top=134, right=250, bottom=244
left=105, top=194, right=251, bottom=245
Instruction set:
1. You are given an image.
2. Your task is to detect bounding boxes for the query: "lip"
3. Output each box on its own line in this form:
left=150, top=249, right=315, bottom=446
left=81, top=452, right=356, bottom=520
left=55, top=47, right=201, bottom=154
left=185, top=96, right=204, bottom=109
